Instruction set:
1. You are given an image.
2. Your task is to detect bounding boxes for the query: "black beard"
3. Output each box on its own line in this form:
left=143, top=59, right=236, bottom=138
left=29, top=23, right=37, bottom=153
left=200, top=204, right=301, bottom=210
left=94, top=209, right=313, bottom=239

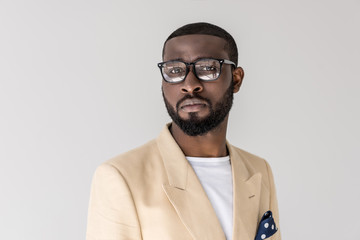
left=162, top=82, right=234, bottom=136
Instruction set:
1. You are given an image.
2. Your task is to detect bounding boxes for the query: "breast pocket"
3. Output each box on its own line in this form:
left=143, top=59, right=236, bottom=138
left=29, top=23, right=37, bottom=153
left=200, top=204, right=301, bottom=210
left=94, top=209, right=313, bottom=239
left=265, top=230, right=281, bottom=240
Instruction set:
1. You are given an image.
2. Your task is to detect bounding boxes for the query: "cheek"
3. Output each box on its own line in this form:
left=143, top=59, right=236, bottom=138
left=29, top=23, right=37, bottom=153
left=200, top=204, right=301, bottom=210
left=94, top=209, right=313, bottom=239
left=218, top=70, right=233, bottom=92
left=162, top=84, right=179, bottom=105
left=222, top=68, right=233, bottom=85
left=205, top=79, right=232, bottom=100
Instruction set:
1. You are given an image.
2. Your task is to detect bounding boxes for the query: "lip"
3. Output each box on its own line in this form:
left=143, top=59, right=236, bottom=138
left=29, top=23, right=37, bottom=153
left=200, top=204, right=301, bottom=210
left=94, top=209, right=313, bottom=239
left=180, top=98, right=207, bottom=107
left=179, top=98, right=208, bottom=112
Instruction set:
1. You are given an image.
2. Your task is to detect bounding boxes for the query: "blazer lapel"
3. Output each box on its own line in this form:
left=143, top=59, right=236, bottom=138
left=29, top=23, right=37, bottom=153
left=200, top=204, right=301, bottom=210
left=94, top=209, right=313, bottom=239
left=228, top=143, right=262, bottom=240
left=157, top=126, right=226, bottom=240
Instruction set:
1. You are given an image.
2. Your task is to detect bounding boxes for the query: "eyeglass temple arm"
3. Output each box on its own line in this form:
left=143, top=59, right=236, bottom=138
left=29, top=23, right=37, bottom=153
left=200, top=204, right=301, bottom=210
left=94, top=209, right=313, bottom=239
left=223, top=59, right=236, bottom=67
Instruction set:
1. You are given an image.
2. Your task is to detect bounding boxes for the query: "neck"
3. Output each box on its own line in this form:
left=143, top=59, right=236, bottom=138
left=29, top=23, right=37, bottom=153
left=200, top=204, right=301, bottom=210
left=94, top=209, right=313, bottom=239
left=169, top=116, right=229, bottom=157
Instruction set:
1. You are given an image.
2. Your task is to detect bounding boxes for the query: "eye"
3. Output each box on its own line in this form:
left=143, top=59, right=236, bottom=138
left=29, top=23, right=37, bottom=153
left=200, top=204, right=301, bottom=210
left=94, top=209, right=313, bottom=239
left=168, top=67, right=184, bottom=74
left=199, top=65, right=218, bottom=72
left=204, top=66, right=217, bottom=71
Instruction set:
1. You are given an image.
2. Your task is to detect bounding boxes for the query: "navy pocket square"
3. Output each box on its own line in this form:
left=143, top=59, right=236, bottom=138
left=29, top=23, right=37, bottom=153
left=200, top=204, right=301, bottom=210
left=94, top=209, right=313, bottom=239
left=255, top=211, right=278, bottom=240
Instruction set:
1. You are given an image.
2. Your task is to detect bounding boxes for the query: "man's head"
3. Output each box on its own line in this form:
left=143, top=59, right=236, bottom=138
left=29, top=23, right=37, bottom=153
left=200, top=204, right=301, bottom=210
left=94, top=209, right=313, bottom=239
left=162, top=22, right=239, bottom=66
left=160, top=22, right=244, bottom=136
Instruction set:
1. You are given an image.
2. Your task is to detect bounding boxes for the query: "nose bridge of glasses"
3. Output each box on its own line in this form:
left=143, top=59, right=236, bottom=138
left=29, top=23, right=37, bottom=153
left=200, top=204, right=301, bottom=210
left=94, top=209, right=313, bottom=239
left=184, top=62, right=199, bottom=80
left=185, top=62, right=195, bottom=73
left=181, top=62, right=203, bottom=93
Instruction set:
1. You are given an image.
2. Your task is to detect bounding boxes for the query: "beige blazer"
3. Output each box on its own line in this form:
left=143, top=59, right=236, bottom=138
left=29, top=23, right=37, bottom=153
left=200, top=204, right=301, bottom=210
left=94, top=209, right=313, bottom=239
left=86, top=125, right=281, bottom=240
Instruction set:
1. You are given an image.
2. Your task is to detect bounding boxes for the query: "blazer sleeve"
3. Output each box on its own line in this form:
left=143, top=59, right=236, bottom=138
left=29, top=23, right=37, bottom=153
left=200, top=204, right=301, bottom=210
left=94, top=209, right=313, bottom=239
left=86, top=163, right=142, bottom=240
left=265, top=160, right=281, bottom=240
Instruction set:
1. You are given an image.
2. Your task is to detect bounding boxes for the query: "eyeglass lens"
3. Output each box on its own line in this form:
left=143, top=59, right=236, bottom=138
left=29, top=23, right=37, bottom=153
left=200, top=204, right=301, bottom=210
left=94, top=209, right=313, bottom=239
left=162, top=59, right=221, bottom=82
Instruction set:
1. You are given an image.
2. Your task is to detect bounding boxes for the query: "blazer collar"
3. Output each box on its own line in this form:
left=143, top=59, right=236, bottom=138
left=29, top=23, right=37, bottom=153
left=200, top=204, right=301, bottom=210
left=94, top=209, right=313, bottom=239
left=156, top=124, right=188, bottom=190
left=228, top=141, right=262, bottom=240
left=156, top=124, right=262, bottom=240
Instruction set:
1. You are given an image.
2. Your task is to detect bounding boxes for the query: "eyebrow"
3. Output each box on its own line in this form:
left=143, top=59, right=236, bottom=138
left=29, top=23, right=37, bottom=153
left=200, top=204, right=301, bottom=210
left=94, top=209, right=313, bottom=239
left=167, top=56, right=218, bottom=62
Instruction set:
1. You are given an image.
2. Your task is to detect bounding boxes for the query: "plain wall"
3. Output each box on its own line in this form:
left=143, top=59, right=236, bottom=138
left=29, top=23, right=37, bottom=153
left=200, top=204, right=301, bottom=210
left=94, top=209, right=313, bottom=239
left=0, top=0, right=359, bottom=239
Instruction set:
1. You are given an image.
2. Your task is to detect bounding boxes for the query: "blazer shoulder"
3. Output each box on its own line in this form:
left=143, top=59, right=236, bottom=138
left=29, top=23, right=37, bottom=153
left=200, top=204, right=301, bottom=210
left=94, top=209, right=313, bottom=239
left=100, top=139, right=162, bottom=177
left=230, top=145, right=275, bottom=187
left=231, top=145, right=269, bottom=170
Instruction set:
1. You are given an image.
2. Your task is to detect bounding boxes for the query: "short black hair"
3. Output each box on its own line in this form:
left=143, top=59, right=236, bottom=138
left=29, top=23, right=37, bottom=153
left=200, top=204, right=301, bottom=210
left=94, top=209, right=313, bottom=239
left=162, top=22, right=238, bottom=66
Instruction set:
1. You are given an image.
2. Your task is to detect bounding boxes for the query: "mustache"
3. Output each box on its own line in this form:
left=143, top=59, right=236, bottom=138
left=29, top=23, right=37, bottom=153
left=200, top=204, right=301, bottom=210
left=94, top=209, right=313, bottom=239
left=176, top=94, right=211, bottom=110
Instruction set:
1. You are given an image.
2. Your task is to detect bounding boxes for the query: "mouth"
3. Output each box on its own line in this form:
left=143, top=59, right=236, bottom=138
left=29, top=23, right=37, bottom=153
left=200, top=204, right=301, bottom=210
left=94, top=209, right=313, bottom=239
left=179, top=98, right=208, bottom=112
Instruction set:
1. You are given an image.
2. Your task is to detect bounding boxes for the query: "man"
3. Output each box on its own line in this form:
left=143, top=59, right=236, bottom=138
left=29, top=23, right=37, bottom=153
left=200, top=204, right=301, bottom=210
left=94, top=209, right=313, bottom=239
left=87, top=22, right=280, bottom=240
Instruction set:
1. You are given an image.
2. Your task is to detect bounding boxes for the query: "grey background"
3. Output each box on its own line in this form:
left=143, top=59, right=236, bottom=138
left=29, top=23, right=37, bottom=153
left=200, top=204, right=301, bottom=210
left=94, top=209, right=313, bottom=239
left=1, top=0, right=359, bottom=239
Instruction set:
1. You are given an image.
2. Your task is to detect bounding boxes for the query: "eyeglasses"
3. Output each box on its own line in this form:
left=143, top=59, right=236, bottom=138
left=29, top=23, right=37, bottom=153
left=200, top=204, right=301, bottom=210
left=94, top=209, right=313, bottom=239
left=157, top=58, right=236, bottom=83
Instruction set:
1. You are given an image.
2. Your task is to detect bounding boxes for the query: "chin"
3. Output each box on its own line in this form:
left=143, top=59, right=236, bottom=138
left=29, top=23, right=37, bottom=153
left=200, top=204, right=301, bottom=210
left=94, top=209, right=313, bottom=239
left=179, top=111, right=210, bottom=121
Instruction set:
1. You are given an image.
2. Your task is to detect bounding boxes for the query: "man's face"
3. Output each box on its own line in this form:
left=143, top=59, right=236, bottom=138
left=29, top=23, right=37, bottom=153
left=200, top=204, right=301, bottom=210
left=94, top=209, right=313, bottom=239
left=162, top=34, right=238, bottom=136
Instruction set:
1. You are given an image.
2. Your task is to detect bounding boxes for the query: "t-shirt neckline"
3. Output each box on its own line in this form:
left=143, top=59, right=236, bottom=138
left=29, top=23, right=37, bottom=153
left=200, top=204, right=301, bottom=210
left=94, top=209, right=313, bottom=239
left=185, top=156, right=230, bottom=163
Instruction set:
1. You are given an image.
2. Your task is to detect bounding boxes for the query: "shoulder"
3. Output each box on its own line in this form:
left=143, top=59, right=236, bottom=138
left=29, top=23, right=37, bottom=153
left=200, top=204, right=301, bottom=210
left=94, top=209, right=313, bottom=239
left=95, top=138, right=164, bottom=180
left=230, top=145, right=270, bottom=169
left=229, top=144, right=275, bottom=186
left=107, top=139, right=158, bottom=165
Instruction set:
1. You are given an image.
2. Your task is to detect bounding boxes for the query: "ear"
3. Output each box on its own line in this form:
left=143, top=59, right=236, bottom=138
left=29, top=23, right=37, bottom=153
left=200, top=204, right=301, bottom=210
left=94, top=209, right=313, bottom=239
left=232, top=67, right=244, bottom=93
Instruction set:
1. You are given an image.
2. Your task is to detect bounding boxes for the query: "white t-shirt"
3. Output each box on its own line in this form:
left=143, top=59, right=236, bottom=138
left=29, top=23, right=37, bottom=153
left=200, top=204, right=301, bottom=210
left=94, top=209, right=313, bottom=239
left=186, top=156, right=233, bottom=240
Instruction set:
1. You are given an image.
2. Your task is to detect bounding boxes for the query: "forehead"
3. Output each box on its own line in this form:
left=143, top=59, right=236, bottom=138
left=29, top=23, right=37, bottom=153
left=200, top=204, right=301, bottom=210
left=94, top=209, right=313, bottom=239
left=163, top=34, right=229, bottom=62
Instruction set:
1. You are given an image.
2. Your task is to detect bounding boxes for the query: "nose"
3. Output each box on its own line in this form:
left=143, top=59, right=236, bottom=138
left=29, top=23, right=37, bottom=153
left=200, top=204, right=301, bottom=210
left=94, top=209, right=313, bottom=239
left=181, top=69, right=203, bottom=94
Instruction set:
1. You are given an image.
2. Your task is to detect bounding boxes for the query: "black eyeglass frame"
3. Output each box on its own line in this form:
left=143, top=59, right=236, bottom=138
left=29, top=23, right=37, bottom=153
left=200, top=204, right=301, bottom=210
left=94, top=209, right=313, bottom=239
left=157, top=58, right=236, bottom=83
